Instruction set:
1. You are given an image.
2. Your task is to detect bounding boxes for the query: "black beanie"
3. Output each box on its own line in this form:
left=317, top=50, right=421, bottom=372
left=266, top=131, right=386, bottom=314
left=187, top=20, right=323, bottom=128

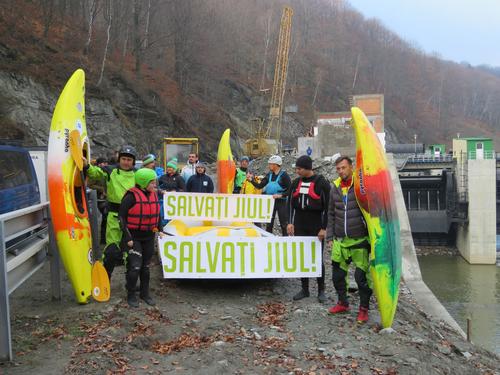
left=296, top=155, right=313, bottom=170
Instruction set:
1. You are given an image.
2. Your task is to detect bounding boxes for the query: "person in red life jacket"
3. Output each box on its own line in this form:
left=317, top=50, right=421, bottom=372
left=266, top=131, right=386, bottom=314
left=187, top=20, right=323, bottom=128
left=286, top=155, right=331, bottom=303
left=247, top=155, right=291, bottom=236
left=119, top=168, right=163, bottom=308
left=326, top=156, right=372, bottom=323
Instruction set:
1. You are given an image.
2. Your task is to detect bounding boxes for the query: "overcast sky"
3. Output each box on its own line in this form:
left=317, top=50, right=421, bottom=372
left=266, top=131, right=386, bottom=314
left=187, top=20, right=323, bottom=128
left=347, top=0, right=500, bottom=67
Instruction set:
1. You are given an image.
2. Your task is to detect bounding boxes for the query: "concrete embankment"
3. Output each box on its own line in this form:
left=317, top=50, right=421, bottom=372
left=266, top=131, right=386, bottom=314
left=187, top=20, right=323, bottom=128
left=387, top=154, right=466, bottom=336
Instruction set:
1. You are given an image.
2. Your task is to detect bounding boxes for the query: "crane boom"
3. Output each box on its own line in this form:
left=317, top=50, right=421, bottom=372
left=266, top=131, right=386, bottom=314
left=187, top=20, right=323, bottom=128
left=266, top=6, right=293, bottom=144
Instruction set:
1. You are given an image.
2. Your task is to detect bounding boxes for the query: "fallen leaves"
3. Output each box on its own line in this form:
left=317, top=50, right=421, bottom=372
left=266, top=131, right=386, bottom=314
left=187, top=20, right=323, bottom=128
left=256, top=301, right=286, bottom=327
left=151, top=333, right=215, bottom=354
left=125, top=322, right=153, bottom=343
left=145, top=309, right=171, bottom=324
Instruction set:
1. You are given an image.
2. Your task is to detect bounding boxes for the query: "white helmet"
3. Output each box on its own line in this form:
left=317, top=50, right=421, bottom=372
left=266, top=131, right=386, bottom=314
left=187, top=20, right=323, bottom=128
left=268, top=155, right=283, bottom=166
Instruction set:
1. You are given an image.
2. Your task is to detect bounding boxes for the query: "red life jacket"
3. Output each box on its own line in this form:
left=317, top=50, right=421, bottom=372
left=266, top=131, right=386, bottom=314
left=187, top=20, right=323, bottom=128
left=126, top=187, right=160, bottom=231
left=291, top=175, right=322, bottom=211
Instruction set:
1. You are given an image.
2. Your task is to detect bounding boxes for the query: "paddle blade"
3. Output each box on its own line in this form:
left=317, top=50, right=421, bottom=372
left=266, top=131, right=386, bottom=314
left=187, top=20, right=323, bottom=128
left=69, top=129, right=84, bottom=170
left=91, top=261, right=110, bottom=302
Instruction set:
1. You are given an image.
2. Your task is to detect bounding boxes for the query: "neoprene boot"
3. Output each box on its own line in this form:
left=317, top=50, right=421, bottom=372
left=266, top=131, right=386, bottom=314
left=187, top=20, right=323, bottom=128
left=139, top=267, right=155, bottom=306
left=317, top=277, right=327, bottom=303
left=127, top=292, right=139, bottom=308
left=293, top=278, right=310, bottom=300
left=317, top=289, right=327, bottom=303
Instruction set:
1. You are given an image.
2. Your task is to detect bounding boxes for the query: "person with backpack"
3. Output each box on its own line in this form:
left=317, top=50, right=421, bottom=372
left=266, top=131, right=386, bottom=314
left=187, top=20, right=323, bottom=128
left=286, top=155, right=331, bottom=303
left=247, top=155, right=291, bottom=236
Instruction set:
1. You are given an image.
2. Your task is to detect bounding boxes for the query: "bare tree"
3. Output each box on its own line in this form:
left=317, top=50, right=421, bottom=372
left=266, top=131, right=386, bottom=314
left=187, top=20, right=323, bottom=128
left=39, top=0, right=55, bottom=40
left=97, top=0, right=112, bottom=86
left=84, top=0, right=101, bottom=55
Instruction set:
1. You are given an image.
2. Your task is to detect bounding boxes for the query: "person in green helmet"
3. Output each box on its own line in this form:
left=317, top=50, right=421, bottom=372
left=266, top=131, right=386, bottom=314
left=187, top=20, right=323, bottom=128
left=84, top=145, right=137, bottom=279
left=233, top=156, right=250, bottom=194
left=119, top=168, right=162, bottom=307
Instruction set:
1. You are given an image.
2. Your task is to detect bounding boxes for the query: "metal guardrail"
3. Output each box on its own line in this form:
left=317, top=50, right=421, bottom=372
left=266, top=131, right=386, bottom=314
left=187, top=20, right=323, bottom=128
left=406, top=154, right=454, bottom=163
left=468, top=150, right=496, bottom=160
left=0, top=203, right=61, bottom=361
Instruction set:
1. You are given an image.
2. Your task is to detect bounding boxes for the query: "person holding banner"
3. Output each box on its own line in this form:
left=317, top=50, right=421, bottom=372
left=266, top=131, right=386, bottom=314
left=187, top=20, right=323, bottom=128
left=247, top=155, right=291, bottom=236
left=326, top=156, right=372, bottom=323
left=119, top=168, right=163, bottom=308
left=287, top=155, right=331, bottom=303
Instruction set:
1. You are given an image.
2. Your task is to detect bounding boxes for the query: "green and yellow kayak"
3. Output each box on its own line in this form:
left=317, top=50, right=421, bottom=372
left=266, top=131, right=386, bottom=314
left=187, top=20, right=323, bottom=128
left=351, top=107, right=401, bottom=328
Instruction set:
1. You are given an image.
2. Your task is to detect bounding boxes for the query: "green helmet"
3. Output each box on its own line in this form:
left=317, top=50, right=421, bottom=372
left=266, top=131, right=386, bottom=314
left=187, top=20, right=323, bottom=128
left=135, top=168, right=157, bottom=189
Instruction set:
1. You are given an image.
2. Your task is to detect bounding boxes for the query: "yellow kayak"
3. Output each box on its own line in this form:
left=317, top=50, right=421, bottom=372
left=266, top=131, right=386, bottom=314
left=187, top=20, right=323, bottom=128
left=47, top=69, right=92, bottom=304
left=217, top=129, right=236, bottom=193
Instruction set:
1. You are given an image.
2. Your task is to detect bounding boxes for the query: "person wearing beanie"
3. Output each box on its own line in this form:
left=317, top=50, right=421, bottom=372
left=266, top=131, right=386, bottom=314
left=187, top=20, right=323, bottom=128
left=186, top=162, right=214, bottom=193
left=158, top=159, right=185, bottom=192
left=247, top=155, right=291, bottom=236
left=142, top=154, right=156, bottom=169
left=233, top=156, right=250, bottom=194
left=287, top=155, right=331, bottom=303
left=84, top=145, right=137, bottom=279
left=119, top=168, right=163, bottom=307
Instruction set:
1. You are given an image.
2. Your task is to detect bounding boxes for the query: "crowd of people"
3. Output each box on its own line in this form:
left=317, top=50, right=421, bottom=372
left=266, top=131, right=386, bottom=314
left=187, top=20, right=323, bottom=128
left=86, top=146, right=372, bottom=324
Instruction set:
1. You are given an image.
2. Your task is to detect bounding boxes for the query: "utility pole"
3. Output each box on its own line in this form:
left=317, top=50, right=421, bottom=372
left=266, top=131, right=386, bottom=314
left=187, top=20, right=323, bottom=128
left=414, top=134, right=417, bottom=155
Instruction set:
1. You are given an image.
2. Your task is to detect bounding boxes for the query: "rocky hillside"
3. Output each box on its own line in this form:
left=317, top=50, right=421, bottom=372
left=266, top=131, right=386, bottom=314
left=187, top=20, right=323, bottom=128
left=1, top=0, right=500, bottom=159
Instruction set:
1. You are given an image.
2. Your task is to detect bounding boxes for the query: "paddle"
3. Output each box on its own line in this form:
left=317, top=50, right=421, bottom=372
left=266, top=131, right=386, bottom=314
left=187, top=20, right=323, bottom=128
left=69, top=130, right=111, bottom=302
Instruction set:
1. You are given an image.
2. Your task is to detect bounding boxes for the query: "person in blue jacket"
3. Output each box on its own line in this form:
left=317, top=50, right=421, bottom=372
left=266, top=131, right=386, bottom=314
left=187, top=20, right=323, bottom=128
left=186, top=162, right=214, bottom=193
left=247, top=155, right=291, bottom=236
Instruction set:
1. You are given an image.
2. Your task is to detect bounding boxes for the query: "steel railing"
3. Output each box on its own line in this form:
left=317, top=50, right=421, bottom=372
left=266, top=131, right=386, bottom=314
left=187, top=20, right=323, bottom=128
left=0, top=203, right=61, bottom=361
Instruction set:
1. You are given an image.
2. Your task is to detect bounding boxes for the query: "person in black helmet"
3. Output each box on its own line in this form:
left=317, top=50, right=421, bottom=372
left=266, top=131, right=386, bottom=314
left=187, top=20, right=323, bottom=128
left=84, top=145, right=137, bottom=279
left=287, top=155, right=331, bottom=303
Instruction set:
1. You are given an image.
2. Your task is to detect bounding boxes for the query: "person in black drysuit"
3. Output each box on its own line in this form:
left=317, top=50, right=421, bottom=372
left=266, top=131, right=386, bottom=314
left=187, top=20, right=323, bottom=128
left=247, top=155, right=291, bottom=236
left=287, top=155, right=331, bottom=303
left=119, top=168, right=163, bottom=308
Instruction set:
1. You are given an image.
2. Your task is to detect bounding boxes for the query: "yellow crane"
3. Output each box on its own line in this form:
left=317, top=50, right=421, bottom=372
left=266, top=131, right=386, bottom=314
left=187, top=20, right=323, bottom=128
left=245, top=6, right=293, bottom=158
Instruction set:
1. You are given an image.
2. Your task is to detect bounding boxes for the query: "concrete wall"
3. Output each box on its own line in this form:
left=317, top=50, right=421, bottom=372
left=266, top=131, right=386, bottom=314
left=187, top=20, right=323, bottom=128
left=297, top=137, right=320, bottom=159
left=456, top=159, right=497, bottom=264
left=317, top=124, right=356, bottom=158
left=387, top=154, right=465, bottom=336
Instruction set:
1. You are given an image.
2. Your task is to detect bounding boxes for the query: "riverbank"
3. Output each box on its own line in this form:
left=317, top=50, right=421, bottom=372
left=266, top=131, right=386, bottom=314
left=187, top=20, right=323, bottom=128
left=1, top=262, right=498, bottom=374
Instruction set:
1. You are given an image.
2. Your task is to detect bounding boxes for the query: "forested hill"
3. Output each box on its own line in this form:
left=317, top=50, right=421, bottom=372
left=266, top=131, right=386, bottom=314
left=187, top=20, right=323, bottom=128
left=1, top=0, right=499, bottom=155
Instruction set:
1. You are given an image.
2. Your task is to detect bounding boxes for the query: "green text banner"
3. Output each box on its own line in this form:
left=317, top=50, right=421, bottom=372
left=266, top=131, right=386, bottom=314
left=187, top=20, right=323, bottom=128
left=163, top=192, right=275, bottom=223
left=158, top=236, right=322, bottom=278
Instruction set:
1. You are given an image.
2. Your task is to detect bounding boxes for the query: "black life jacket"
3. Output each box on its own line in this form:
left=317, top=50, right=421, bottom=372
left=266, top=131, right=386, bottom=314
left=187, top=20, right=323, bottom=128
left=291, top=175, right=323, bottom=211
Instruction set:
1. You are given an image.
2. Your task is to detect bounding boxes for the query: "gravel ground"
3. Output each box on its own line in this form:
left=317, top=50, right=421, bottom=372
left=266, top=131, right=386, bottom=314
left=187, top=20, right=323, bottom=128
left=1, top=256, right=499, bottom=375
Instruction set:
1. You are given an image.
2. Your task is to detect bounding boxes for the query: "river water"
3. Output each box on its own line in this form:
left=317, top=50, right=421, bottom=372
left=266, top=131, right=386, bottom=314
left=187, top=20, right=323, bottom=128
left=418, top=255, right=500, bottom=354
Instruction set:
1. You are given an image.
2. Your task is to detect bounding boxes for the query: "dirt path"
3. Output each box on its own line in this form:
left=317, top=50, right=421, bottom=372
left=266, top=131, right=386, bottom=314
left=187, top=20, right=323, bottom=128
left=1, top=261, right=499, bottom=375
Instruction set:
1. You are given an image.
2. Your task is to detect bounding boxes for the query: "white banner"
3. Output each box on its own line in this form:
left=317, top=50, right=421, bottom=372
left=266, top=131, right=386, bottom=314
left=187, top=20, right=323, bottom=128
left=163, top=192, right=275, bottom=223
left=158, top=236, right=322, bottom=279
